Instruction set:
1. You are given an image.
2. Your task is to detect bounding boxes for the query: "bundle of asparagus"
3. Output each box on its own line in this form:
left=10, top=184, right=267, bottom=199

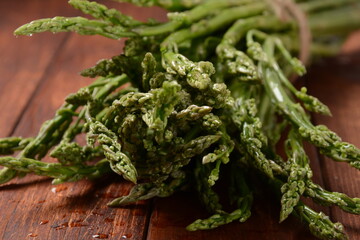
left=1, top=0, right=360, bottom=239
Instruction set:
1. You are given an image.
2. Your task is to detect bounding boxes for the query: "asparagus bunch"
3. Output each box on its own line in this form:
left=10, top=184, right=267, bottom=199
left=1, top=0, right=360, bottom=239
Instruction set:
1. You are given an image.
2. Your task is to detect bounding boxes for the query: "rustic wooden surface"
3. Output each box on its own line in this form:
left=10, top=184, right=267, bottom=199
left=0, top=1, right=359, bottom=239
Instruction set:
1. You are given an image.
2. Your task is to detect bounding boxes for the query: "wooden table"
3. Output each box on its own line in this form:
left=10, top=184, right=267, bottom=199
left=0, top=1, right=359, bottom=239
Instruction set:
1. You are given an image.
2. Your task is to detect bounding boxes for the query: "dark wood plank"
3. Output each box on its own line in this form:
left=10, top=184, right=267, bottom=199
left=305, top=33, right=360, bottom=239
left=0, top=0, right=77, bottom=138
left=0, top=1, right=167, bottom=240
left=0, top=176, right=148, bottom=240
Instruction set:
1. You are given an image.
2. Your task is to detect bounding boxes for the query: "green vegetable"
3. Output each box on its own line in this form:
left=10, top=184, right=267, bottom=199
left=1, top=0, right=360, bottom=239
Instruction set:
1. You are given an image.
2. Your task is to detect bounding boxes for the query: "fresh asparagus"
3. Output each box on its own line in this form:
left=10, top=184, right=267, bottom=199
left=1, top=0, right=360, bottom=239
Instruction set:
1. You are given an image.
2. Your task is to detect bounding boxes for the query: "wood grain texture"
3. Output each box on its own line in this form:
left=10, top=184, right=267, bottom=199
left=306, top=45, right=360, bottom=238
left=0, top=0, right=77, bottom=138
left=0, top=1, right=359, bottom=240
